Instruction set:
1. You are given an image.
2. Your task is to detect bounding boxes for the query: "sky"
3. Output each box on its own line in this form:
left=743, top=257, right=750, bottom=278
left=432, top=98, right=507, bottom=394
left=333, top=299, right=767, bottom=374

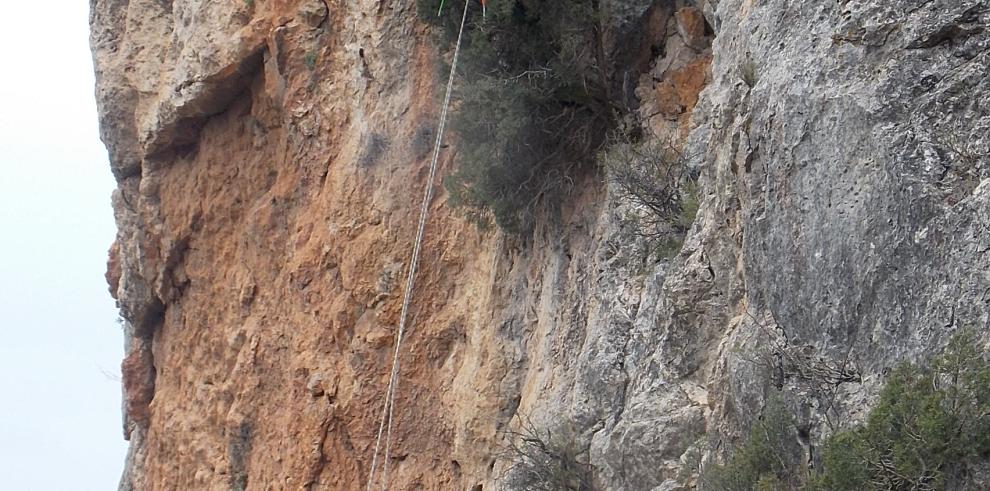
left=0, top=2, right=128, bottom=489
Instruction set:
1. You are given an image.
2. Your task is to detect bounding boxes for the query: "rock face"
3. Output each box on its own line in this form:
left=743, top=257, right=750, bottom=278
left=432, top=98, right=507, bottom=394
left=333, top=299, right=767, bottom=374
left=92, top=0, right=989, bottom=489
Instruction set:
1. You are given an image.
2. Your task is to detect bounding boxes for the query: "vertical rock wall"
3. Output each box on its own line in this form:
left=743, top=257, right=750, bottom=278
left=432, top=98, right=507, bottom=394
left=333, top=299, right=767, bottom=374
left=92, top=0, right=989, bottom=489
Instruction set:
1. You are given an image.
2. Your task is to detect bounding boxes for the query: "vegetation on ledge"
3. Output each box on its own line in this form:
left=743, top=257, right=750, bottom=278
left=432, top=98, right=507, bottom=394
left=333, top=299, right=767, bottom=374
left=419, top=0, right=618, bottom=233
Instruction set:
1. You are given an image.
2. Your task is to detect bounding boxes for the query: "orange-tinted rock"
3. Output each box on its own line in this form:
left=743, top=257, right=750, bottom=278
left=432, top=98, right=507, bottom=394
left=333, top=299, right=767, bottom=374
left=121, top=344, right=155, bottom=436
left=94, top=1, right=715, bottom=489
left=653, top=54, right=713, bottom=140
left=676, top=7, right=709, bottom=50
left=676, top=55, right=713, bottom=112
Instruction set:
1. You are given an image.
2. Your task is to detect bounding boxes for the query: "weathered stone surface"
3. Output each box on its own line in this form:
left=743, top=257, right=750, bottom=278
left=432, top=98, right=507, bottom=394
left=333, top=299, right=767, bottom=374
left=92, top=0, right=989, bottom=489
left=682, top=0, right=990, bottom=483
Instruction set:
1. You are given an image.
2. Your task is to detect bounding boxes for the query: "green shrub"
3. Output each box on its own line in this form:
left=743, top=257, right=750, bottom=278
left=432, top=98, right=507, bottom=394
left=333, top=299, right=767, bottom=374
left=601, top=136, right=699, bottom=258
left=419, top=0, right=617, bottom=232
left=805, top=432, right=870, bottom=490
left=502, top=419, right=596, bottom=491
left=810, top=329, right=990, bottom=490
left=700, top=330, right=990, bottom=490
left=700, top=395, right=804, bottom=491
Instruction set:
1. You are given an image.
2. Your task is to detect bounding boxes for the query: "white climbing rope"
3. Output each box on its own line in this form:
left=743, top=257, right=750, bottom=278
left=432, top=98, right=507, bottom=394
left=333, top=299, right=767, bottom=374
left=365, top=1, right=472, bottom=489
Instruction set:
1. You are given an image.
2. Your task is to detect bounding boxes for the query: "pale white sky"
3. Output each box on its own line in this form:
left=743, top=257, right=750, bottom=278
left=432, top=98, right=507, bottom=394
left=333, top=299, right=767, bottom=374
left=0, top=2, right=128, bottom=489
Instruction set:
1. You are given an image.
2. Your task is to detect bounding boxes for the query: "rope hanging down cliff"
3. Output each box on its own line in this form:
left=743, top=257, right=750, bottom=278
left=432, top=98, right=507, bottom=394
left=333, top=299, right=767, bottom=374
left=365, top=1, right=472, bottom=489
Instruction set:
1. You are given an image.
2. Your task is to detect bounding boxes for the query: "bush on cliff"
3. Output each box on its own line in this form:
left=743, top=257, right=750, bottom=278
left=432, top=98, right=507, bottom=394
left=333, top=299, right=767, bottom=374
left=701, top=329, right=990, bottom=490
left=502, top=418, right=596, bottom=491
left=418, top=0, right=617, bottom=233
left=809, top=329, right=990, bottom=490
left=600, top=134, right=699, bottom=258
left=699, top=395, right=805, bottom=491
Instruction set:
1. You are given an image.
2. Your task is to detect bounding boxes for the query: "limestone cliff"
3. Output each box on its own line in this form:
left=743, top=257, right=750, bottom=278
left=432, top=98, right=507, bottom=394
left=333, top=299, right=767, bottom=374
left=92, top=0, right=990, bottom=489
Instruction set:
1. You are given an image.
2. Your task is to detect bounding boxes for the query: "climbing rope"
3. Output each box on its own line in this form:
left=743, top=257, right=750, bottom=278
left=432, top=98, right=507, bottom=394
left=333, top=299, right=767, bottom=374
left=365, top=1, right=472, bottom=489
